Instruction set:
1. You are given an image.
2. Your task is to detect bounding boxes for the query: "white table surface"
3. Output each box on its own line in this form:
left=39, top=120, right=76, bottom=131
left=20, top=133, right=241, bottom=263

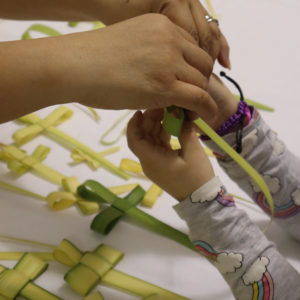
left=0, top=0, right=299, bottom=299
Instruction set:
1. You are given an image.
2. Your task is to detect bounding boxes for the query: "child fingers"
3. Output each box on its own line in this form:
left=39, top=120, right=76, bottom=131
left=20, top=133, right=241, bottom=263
left=178, top=121, right=203, bottom=156
left=127, top=111, right=146, bottom=156
left=142, top=109, right=164, bottom=135
left=159, top=125, right=172, bottom=149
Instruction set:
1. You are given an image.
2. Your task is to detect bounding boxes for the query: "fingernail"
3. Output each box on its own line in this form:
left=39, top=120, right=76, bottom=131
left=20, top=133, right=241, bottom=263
left=226, top=57, right=232, bottom=70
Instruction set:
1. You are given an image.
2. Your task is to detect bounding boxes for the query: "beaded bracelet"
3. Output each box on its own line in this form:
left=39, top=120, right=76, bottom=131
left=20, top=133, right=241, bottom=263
left=201, top=101, right=251, bottom=140
left=201, top=72, right=252, bottom=153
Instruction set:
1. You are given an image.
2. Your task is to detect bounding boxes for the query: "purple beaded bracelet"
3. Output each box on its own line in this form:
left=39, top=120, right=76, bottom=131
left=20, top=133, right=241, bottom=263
left=201, top=101, right=249, bottom=140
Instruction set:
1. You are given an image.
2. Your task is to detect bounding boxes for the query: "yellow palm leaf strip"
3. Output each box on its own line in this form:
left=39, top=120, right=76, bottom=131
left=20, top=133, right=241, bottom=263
left=84, top=291, right=104, bottom=300
left=71, top=146, right=120, bottom=170
left=93, top=21, right=106, bottom=29
left=141, top=184, right=163, bottom=208
left=143, top=295, right=162, bottom=300
left=100, top=110, right=131, bottom=146
left=22, top=24, right=61, bottom=40
left=14, top=106, right=129, bottom=179
left=108, top=183, right=138, bottom=195
left=0, top=235, right=55, bottom=249
left=229, top=193, right=255, bottom=205
left=120, top=158, right=143, bottom=173
left=0, top=253, right=61, bottom=299
left=63, top=176, right=100, bottom=214
left=194, top=117, right=274, bottom=217
left=119, top=158, right=147, bottom=179
left=13, top=106, right=73, bottom=145
left=59, top=240, right=188, bottom=299
left=0, top=145, right=50, bottom=176
left=0, top=145, right=64, bottom=185
left=205, top=0, right=219, bottom=18
left=46, top=177, right=100, bottom=214
left=171, top=138, right=215, bottom=157
left=102, top=270, right=188, bottom=300
left=0, top=181, right=46, bottom=201
left=234, top=95, right=275, bottom=112
left=53, top=239, right=83, bottom=267
left=0, top=252, right=53, bottom=261
left=87, top=107, right=101, bottom=122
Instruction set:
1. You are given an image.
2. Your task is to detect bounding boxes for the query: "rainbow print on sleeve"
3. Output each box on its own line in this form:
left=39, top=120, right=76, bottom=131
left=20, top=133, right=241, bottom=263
left=242, top=257, right=274, bottom=300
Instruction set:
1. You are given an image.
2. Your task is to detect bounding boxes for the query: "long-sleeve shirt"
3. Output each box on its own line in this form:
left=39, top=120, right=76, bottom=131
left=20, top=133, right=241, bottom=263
left=174, top=108, right=300, bottom=299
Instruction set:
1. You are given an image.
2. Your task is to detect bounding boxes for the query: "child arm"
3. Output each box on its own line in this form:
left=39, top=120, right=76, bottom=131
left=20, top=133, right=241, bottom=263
left=127, top=109, right=300, bottom=299
left=204, top=75, right=300, bottom=241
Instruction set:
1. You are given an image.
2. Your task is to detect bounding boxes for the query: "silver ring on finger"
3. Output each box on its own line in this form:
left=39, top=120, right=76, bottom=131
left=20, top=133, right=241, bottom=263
left=205, top=14, right=219, bottom=26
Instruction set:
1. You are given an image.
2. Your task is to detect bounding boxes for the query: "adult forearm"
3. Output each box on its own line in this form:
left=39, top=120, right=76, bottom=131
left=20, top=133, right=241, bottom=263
left=0, top=0, right=152, bottom=22
left=0, top=38, right=67, bottom=123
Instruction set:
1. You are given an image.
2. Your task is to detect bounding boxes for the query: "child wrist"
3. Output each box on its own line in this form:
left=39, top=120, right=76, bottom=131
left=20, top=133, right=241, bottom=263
left=201, top=102, right=252, bottom=140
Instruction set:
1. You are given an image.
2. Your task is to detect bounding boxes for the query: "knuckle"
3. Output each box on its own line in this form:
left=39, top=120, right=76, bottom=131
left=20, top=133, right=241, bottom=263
left=199, top=36, right=210, bottom=52
left=201, top=77, right=209, bottom=90
left=189, top=28, right=199, bottom=42
left=149, top=13, right=171, bottom=27
left=207, top=55, right=214, bottom=72
left=147, top=70, right=173, bottom=94
left=210, top=26, right=221, bottom=40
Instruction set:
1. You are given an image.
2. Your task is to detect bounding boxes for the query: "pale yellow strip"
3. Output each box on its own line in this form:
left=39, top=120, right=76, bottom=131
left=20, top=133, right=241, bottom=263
left=0, top=235, right=56, bottom=249
left=0, top=145, right=64, bottom=185
left=71, top=146, right=120, bottom=170
left=46, top=126, right=129, bottom=179
left=194, top=118, right=274, bottom=217
left=171, top=138, right=215, bottom=157
left=205, top=0, right=219, bottom=18
left=102, top=270, right=189, bottom=300
left=0, top=181, right=46, bottom=201
left=0, top=252, right=53, bottom=261
left=100, top=110, right=131, bottom=146
left=108, top=184, right=138, bottom=195
left=87, top=107, right=100, bottom=122
left=141, top=184, right=163, bottom=208
left=120, top=159, right=143, bottom=174
left=229, top=193, right=254, bottom=205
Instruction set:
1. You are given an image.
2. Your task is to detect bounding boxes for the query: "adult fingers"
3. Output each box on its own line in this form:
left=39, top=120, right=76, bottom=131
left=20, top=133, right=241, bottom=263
left=162, top=2, right=200, bottom=44
left=170, top=80, right=217, bottom=122
left=176, top=62, right=209, bottom=90
left=189, top=0, right=212, bottom=55
left=181, top=43, right=213, bottom=79
left=217, top=33, right=231, bottom=69
left=174, top=22, right=198, bottom=46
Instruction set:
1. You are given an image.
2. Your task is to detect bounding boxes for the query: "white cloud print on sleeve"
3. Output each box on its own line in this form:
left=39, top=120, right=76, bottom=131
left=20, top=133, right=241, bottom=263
left=250, top=175, right=281, bottom=194
left=215, top=252, right=243, bottom=274
left=242, top=257, right=269, bottom=285
left=291, top=189, right=300, bottom=206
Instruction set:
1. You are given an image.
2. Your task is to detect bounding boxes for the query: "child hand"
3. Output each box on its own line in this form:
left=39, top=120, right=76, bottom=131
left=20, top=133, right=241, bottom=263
left=207, top=74, right=239, bottom=130
left=127, top=109, right=215, bottom=201
left=192, top=74, right=239, bottom=135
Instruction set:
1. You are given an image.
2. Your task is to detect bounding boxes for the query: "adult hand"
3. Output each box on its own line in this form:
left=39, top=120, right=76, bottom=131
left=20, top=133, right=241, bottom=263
left=127, top=109, right=215, bottom=201
left=97, top=0, right=230, bottom=69
left=152, top=0, right=230, bottom=68
left=59, top=14, right=217, bottom=120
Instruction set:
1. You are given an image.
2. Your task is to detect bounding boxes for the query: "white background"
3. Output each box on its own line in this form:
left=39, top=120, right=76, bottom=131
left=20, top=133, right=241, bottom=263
left=0, top=0, right=299, bottom=299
